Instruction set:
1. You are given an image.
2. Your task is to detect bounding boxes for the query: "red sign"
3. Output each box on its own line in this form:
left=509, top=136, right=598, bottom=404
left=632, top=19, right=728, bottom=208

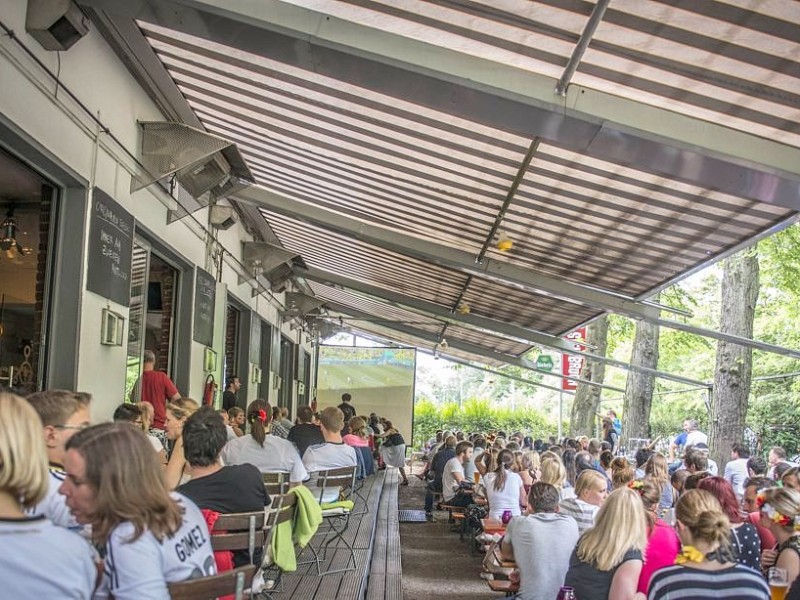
left=562, top=328, right=586, bottom=391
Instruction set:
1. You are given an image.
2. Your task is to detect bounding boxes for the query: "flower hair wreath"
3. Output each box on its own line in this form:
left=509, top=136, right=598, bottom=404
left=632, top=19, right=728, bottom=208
left=628, top=480, right=645, bottom=495
left=756, top=492, right=800, bottom=531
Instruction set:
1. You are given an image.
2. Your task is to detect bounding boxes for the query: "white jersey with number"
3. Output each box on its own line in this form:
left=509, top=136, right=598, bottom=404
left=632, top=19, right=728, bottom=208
left=95, top=493, right=215, bottom=600
left=0, top=515, right=96, bottom=599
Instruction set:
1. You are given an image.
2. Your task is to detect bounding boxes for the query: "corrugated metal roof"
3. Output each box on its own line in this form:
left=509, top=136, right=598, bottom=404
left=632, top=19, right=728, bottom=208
left=83, top=0, right=800, bottom=364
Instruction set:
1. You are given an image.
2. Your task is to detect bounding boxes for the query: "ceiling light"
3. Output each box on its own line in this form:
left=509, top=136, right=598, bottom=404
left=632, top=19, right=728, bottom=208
left=456, top=301, right=471, bottom=315
left=0, top=207, right=32, bottom=258
left=496, top=231, right=513, bottom=252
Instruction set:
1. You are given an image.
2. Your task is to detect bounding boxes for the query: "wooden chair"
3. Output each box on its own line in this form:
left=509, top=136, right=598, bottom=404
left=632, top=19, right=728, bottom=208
left=168, top=565, right=255, bottom=600
left=260, top=494, right=298, bottom=595
left=303, top=465, right=358, bottom=576
left=211, top=511, right=267, bottom=567
left=262, top=471, right=290, bottom=501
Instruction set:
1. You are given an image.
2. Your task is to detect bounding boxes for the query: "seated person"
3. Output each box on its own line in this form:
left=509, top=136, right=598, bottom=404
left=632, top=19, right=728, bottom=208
left=177, top=407, right=271, bottom=568
left=501, top=482, right=579, bottom=600
left=441, top=441, right=475, bottom=509
left=60, top=423, right=215, bottom=599
left=113, top=402, right=166, bottom=466
left=0, top=392, right=96, bottom=598
left=26, top=389, right=92, bottom=530
left=424, top=436, right=457, bottom=518
left=303, top=406, right=358, bottom=503
left=222, top=399, right=308, bottom=486
left=287, top=405, right=325, bottom=458
left=482, top=449, right=526, bottom=520
left=559, top=470, right=608, bottom=535
left=270, top=407, right=290, bottom=439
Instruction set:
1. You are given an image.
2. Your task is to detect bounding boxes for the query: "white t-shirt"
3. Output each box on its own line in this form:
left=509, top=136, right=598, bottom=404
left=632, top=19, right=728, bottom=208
left=95, top=493, right=215, bottom=600
left=685, top=430, right=708, bottom=449
left=442, top=456, right=465, bottom=502
left=482, top=471, right=524, bottom=519
left=724, top=457, right=750, bottom=499
left=29, top=466, right=83, bottom=531
left=303, top=442, right=359, bottom=503
left=148, top=435, right=165, bottom=452
left=0, top=515, right=96, bottom=599
left=221, top=434, right=308, bottom=483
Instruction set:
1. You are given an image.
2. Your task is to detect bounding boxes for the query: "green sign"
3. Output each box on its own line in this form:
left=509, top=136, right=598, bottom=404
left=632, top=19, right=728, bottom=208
left=535, top=355, right=554, bottom=371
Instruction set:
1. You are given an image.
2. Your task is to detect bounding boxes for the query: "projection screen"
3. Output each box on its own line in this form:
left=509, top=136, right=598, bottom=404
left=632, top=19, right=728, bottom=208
left=317, top=346, right=416, bottom=445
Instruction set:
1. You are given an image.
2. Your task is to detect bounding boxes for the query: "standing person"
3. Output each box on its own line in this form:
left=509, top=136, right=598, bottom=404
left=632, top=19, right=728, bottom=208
left=60, top=423, right=216, bottom=599
left=378, top=420, right=409, bottom=486
left=0, top=392, right=96, bottom=599
left=287, top=405, right=325, bottom=458
left=177, top=407, right=270, bottom=567
left=26, top=389, right=92, bottom=530
left=669, top=419, right=707, bottom=462
left=724, top=442, right=751, bottom=500
left=501, top=482, right=580, bottom=600
left=648, top=489, right=769, bottom=600
left=602, top=417, right=620, bottom=455
left=222, top=400, right=308, bottom=486
left=337, top=393, right=356, bottom=430
left=221, top=375, right=240, bottom=411
left=564, top=488, right=648, bottom=600
left=768, top=447, right=792, bottom=479
left=132, top=350, right=181, bottom=430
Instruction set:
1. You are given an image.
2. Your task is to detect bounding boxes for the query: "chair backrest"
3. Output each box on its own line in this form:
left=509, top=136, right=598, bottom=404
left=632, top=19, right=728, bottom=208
left=210, top=511, right=266, bottom=564
left=168, top=565, right=255, bottom=600
left=358, top=446, right=375, bottom=477
left=262, top=471, right=290, bottom=497
left=312, top=465, right=357, bottom=503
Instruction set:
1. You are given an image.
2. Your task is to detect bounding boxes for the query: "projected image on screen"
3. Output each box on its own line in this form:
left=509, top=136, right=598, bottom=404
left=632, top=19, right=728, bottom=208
left=317, top=346, right=416, bottom=444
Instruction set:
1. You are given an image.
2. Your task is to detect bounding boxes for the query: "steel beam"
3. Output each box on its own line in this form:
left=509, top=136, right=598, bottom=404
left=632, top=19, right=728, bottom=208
left=324, top=301, right=626, bottom=393
left=305, top=267, right=710, bottom=387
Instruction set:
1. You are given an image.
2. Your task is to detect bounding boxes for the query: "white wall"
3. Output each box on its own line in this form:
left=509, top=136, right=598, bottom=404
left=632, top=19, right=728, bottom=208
left=0, top=2, right=309, bottom=422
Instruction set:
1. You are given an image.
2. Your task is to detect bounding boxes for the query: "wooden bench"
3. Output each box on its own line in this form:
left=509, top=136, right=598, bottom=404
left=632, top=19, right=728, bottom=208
left=487, top=579, right=519, bottom=596
left=168, top=565, right=255, bottom=600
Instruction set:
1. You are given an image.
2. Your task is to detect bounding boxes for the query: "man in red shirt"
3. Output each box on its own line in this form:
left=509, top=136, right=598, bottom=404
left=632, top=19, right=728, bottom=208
left=132, top=350, right=180, bottom=430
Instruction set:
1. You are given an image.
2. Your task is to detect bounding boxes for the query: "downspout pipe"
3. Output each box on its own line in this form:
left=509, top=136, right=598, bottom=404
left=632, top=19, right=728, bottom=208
left=554, top=0, right=612, bottom=96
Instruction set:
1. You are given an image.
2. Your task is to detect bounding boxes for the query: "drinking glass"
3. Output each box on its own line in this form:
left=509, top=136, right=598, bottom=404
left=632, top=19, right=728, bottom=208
left=769, top=567, right=788, bottom=600
left=473, top=470, right=481, bottom=485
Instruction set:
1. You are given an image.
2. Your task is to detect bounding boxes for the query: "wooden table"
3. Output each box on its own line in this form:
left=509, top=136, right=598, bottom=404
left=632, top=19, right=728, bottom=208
left=481, top=518, right=506, bottom=535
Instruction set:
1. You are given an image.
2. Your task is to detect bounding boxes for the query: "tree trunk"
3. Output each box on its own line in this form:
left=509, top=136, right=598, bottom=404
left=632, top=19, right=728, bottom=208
left=710, top=252, right=759, bottom=473
left=569, top=316, right=609, bottom=437
left=622, top=307, right=661, bottom=447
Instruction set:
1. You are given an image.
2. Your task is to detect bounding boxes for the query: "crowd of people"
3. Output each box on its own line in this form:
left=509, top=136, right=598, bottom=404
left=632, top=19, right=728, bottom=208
left=0, top=386, right=402, bottom=598
left=419, top=424, right=800, bottom=600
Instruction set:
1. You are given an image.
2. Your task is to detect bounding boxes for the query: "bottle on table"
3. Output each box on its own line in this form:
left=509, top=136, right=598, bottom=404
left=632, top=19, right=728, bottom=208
left=556, top=586, right=577, bottom=600
left=501, top=510, right=512, bottom=525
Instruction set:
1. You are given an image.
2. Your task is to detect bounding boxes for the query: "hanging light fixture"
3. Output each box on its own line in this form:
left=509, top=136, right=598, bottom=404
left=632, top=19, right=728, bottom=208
left=496, top=231, right=514, bottom=252
left=0, top=206, right=33, bottom=259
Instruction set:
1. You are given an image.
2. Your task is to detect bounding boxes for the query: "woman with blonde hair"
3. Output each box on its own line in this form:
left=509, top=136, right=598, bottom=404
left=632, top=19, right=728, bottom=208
left=0, top=393, right=95, bottom=598
left=540, top=456, right=575, bottom=501
left=564, top=487, right=647, bottom=600
left=648, top=489, right=769, bottom=599
left=644, top=453, right=673, bottom=510
left=343, top=416, right=370, bottom=448
left=137, top=400, right=168, bottom=450
left=227, top=406, right=245, bottom=437
left=611, top=457, right=636, bottom=490
left=60, top=423, right=215, bottom=599
left=758, top=487, right=800, bottom=591
left=559, top=470, right=608, bottom=534
left=482, top=449, right=526, bottom=519
left=519, top=450, right=540, bottom=493
left=163, top=397, right=199, bottom=489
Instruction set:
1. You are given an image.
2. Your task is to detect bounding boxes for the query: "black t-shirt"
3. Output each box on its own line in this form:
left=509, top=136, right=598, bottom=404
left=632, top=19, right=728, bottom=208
left=177, top=464, right=270, bottom=567
left=287, top=423, right=325, bottom=458
left=564, top=545, right=642, bottom=600
left=222, top=390, right=237, bottom=411
left=338, top=402, right=356, bottom=424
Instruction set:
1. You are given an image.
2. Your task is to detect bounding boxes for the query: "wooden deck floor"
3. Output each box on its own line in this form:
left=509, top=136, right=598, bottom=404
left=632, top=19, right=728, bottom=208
left=275, top=468, right=401, bottom=600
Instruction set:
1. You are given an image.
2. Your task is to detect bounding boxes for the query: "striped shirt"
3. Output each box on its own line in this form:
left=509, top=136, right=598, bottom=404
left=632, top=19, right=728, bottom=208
left=648, top=564, right=769, bottom=599
left=557, top=498, right=598, bottom=535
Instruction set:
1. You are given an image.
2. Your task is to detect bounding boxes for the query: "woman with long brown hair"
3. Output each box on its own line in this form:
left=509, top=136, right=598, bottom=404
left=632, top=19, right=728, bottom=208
left=481, top=448, right=526, bottom=519
left=60, top=422, right=215, bottom=599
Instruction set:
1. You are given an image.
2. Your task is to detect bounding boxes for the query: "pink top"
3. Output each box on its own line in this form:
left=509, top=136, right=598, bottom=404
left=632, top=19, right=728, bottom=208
left=638, top=519, right=681, bottom=594
left=342, top=434, right=370, bottom=448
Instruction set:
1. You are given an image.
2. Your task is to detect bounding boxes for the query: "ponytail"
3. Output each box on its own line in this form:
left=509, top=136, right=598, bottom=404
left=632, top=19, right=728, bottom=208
left=494, top=449, right=514, bottom=492
left=694, top=510, right=731, bottom=547
left=246, top=399, right=270, bottom=447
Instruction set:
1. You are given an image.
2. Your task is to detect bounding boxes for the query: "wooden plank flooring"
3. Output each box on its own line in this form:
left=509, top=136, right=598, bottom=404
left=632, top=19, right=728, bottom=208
left=275, top=469, right=392, bottom=600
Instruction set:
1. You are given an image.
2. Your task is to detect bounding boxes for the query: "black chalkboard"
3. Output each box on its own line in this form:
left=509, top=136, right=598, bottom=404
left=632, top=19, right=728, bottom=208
left=193, top=267, right=216, bottom=346
left=86, top=188, right=134, bottom=306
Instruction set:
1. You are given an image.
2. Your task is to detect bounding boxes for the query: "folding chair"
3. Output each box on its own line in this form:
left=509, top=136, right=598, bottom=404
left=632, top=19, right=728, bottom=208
left=262, top=472, right=290, bottom=509
left=168, top=565, right=255, bottom=600
left=211, top=511, right=267, bottom=567
left=303, top=465, right=358, bottom=576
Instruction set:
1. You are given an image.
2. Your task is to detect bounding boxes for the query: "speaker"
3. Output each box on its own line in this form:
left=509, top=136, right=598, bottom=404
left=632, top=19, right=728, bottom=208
left=209, top=205, right=239, bottom=230
left=26, top=0, right=90, bottom=52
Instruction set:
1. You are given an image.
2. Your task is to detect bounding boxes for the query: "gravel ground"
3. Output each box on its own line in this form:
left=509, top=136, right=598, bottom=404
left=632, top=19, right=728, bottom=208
left=397, top=466, right=489, bottom=600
